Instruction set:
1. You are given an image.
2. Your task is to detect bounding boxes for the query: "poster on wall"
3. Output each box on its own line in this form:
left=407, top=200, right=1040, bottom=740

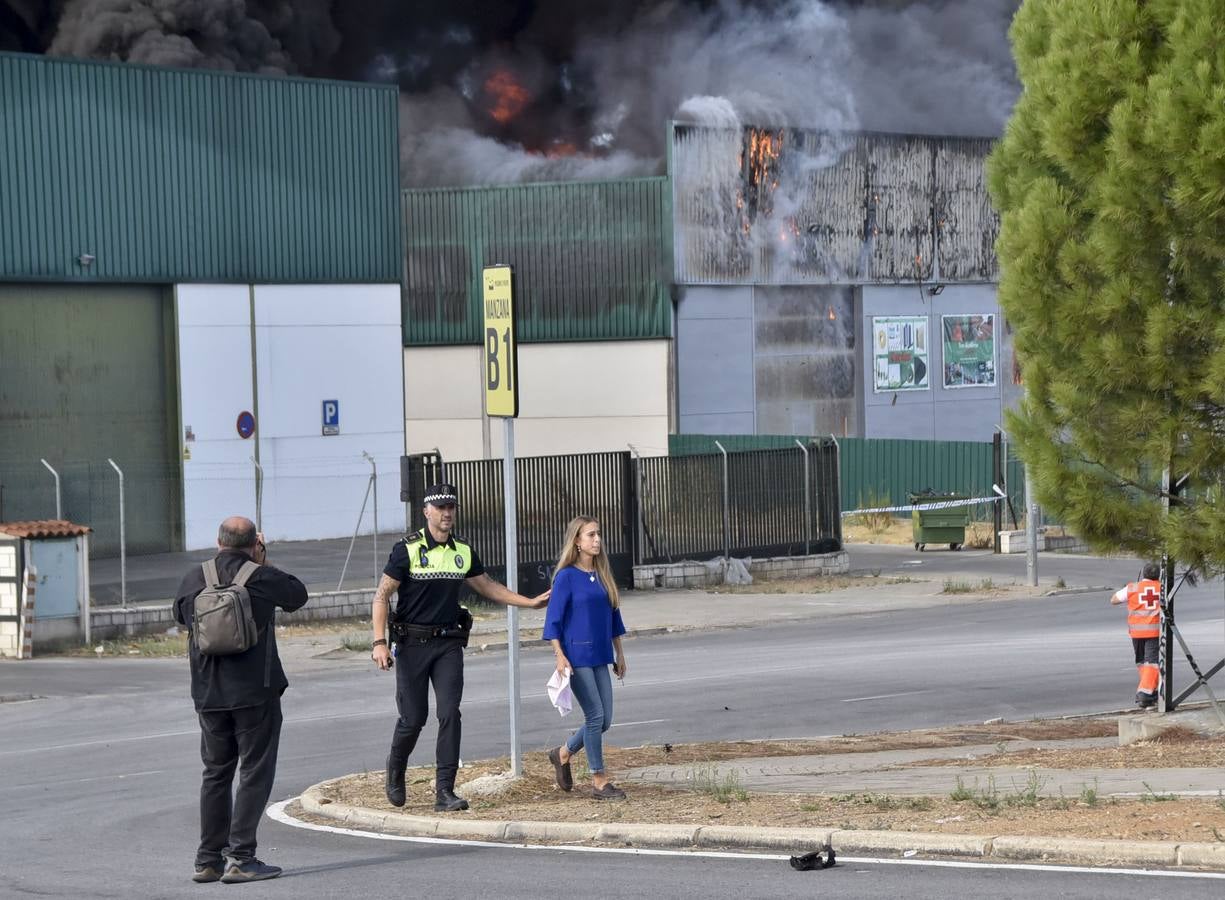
left=942, top=314, right=996, bottom=388
left=871, top=316, right=929, bottom=392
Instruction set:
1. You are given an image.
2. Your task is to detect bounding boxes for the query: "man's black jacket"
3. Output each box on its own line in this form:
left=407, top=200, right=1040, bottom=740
left=174, top=549, right=308, bottom=711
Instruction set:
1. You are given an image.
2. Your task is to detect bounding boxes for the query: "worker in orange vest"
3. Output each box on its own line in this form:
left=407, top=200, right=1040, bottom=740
left=1110, top=563, right=1162, bottom=708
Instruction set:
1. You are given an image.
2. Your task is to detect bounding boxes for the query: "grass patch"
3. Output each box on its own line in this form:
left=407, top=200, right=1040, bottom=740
left=847, top=490, right=897, bottom=533
left=1079, top=780, right=1099, bottom=807
left=688, top=764, right=749, bottom=804
left=941, top=578, right=998, bottom=595
left=1141, top=781, right=1178, bottom=802
left=340, top=632, right=373, bottom=652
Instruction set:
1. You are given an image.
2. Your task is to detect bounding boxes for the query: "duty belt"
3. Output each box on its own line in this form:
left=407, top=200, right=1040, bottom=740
left=391, top=621, right=455, bottom=640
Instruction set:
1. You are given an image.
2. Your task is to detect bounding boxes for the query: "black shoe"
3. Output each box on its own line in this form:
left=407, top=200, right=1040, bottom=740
left=386, top=753, right=407, bottom=807
left=220, top=859, right=282, bottom=883
left=592, top=782, right=627, bottom=801
left=434, top=787, right=469, bottom=812
left=191, top=864, right=223, bottom=883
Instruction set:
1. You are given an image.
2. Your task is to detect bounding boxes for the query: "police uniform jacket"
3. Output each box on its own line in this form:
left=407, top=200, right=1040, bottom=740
left=385, top=529, right=485, bottom=626
left=174, top=550, right=309, bottom=711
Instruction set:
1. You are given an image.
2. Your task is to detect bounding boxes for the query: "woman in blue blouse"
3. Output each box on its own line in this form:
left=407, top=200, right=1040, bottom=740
left=543, top=516, right=628, bottom=800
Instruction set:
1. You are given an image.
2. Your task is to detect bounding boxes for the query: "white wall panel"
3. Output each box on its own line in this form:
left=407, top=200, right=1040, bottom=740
left=177, top=284, right=404, bottom=550
left=253, top=284, right=404, bottom=543
left=177, top=285, right=259, bottom=550
left=404, top=341, right=670, bottom=462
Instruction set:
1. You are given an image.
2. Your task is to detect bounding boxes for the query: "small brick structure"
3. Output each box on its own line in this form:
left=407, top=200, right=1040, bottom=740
left=0, top=520, right=93, bottom=655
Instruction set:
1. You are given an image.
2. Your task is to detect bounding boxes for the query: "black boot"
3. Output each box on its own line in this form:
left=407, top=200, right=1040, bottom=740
left=434, top=787, right=469, bottom=812
left=385, top=754, right=407, bottom=807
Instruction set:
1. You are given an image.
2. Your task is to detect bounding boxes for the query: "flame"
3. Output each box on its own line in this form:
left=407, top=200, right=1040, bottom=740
left=484, top=70, right=530, bottom=124
left=828, top=305, right=837, bottom=321
left=543, top=141, right=578, bottom=158
left=742, top=128, right=783, bottom=191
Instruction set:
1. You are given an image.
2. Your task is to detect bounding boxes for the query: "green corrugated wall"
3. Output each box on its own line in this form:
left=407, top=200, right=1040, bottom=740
left=669, top=433, right=1026, bottom=519
left=402, top=178, right=672, bottom=345
left=0, top=52, right=401, bottom=284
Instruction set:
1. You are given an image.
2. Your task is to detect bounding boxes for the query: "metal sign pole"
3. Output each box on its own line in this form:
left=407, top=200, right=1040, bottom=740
left=1024, top=464, right=1038, bottom=587
left=107, top=458, right=126, bottom=606
left=482, top=262, right=521, bottom=776
left=504, top=420, right=521, bottom=776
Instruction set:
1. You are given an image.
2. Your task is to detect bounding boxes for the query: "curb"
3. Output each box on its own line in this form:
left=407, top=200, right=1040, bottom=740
left=1044, top=586, right=1113, bottom=597
left=298, top=779, right=1225, bottom=871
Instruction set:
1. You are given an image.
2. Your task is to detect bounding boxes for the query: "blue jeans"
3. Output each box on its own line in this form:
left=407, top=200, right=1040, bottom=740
left=565, top=664, right=613, bottom=774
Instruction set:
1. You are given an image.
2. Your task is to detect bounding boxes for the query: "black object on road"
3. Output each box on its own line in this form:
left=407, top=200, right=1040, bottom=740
left=789, top=846, right=836, bottom=871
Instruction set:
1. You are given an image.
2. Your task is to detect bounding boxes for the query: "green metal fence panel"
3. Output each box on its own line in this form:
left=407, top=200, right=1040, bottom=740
left=402, top=178, right=672, bottom=345
left=669, top=433, right=1025, bottom=521
left=0, top=52, right=401, bottom=284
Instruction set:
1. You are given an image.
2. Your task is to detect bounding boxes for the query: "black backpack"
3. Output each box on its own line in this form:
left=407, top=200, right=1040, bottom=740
left=192, top=559, right=260, bottom=655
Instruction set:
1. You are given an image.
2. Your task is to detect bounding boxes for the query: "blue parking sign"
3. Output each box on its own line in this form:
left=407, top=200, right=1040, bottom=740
left=322, top=399, right=340, bottom=436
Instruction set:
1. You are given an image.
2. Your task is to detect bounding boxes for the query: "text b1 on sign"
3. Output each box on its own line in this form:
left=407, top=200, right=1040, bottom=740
left=482, top=264, right=518, bottom=418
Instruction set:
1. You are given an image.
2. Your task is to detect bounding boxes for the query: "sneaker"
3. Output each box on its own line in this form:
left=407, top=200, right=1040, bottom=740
left=191, top=864, right=223, bottom=883
left=220, top=859, right=282, bottom=883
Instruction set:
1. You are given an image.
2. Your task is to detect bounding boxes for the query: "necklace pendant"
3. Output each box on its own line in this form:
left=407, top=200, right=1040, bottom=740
left=589, top=574, right=596, bottom=582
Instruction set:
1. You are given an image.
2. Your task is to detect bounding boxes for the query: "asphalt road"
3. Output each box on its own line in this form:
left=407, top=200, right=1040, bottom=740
left=3, top=556, right=1224, bottom=897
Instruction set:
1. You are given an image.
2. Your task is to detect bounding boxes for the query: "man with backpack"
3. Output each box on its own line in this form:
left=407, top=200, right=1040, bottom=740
left=174, top=516, right=308, bottom=884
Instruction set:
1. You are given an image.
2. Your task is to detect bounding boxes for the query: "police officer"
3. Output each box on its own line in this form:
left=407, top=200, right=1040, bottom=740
left=371, top=483, right=549, bottom=811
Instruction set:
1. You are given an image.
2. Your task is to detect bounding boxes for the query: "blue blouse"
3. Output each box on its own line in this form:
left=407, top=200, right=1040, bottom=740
left=542, top=566, right=627, bottom=668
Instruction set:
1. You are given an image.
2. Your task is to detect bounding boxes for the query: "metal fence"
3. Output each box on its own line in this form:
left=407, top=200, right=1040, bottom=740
left=406, top=443, right=842, bottom=592
left=0, top=458, right=181, bottom=556
left=669, top=433, right=1024, bottom=523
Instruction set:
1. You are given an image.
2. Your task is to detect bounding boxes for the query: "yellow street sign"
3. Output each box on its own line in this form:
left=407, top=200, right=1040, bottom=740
left=482, top=264, right=518, bottom=417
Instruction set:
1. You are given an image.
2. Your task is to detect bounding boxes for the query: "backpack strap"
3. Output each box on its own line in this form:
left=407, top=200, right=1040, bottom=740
left=202, top=559, right=221, bottom=588
left=232, top=560, right=260, bottom=587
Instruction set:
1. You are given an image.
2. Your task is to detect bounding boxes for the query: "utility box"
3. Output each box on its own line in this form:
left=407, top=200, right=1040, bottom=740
left=908, top=492, right=969, bottom=551
left=0, top=521, right=92, bottom=655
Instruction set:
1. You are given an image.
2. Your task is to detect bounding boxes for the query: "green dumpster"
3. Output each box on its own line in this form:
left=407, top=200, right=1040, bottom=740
left=909, top=491, right=969, bottom=551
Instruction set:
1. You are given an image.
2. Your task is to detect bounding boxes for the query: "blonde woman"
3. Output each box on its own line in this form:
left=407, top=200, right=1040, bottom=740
left=543, top=516, right=628, bottom=800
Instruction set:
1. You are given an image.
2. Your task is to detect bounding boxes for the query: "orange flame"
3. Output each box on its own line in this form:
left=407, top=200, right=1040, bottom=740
left=484, top=70, right=530, bottom=124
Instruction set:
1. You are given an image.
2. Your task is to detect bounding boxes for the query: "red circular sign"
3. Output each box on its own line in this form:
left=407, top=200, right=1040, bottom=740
left=236, top=411, right=256, bottom=439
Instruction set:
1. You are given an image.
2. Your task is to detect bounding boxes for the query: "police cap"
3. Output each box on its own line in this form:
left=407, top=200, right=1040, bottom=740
left=424, top=483, right=458, bottom=507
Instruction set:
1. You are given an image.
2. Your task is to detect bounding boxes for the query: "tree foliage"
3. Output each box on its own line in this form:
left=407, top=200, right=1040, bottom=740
left=988, top=0, right=1225, bottom=573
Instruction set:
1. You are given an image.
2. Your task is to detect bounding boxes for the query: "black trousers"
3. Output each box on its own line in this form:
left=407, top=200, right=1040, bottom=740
left=389, top=637, right=464, bottom=789
left=196, top=697, right=282, bottom=867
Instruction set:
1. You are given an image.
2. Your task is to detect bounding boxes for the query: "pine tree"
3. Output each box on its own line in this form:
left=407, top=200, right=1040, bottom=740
left=988, top=0, right=1225, bottom=572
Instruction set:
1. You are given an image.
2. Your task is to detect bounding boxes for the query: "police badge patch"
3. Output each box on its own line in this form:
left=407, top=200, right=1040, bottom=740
left=454, top=555, right=464, bottom=568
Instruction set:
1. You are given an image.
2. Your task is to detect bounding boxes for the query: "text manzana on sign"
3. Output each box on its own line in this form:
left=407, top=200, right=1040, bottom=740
left=482, top=264, right=518, bottom=417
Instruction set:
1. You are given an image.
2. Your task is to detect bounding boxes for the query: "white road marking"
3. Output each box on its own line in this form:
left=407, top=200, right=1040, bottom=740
left=610, top=719, right=669, bottom=728
left=266, top=799, right=1225, bottom=880
left=14, top=769, right=164, bottom=788
left=842, top=690, right=930, bottom=703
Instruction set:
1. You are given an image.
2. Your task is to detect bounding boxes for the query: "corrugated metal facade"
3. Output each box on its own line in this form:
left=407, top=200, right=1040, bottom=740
left=402, top=178, right=672, bottom=345
left=671, top=125, right=998, bottom=285
left=0, top=52, right=401, bottom=284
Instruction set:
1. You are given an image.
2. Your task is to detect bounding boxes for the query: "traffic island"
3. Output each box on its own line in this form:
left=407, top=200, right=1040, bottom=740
left=292, top=715, right=1225, bottom=870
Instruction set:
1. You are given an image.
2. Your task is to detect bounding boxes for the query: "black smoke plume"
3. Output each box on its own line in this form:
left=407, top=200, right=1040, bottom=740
left=3, top=0, right=1021, bottom=186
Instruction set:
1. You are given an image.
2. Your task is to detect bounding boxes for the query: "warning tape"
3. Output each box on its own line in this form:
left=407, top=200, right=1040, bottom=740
left=841, top=495, right=1001, bottom=517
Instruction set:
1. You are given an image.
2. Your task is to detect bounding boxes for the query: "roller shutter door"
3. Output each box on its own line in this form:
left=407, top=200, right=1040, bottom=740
left=0, top=283, right=181, bottom=555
